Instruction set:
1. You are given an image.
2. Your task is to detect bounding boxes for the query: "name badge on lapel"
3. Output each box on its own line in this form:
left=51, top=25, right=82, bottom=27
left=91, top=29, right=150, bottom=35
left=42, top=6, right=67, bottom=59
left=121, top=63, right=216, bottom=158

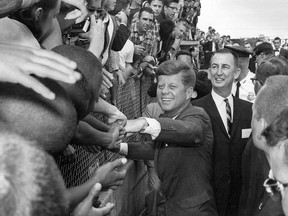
left=242, top=128, right=251, bottom=138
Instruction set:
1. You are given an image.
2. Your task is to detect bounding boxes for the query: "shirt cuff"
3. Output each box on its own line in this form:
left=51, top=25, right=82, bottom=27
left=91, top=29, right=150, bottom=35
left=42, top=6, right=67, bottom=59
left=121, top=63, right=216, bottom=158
left=119, top=142, right=128, bottom=156
left=139, top=117, right=161, bottom=140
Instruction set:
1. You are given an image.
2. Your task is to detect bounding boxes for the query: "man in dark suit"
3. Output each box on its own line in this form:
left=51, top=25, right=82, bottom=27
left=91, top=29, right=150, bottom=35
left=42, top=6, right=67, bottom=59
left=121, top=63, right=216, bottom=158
left=116, top=60, right=218, bottom=216
left=273, top=37, right=288, bottom=60
left=203, top=35, right=219, bottom=69
left=193, top=49, right=252, bottom=216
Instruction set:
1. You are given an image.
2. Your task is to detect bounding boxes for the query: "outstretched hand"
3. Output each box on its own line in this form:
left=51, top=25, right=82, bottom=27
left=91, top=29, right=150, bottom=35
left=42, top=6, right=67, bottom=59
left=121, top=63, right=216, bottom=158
left=63, top=0, right=89, bottom=24
left=72, top=183, right=115, bottom=216
left=93, top=158, right=127, bottom=190
left=0, top=43, right=81, bottom=100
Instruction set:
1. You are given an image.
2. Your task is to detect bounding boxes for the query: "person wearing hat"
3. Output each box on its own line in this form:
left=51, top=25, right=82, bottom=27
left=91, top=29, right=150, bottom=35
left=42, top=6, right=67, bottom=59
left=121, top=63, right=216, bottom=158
left=225, top=45, right=256, bottom=103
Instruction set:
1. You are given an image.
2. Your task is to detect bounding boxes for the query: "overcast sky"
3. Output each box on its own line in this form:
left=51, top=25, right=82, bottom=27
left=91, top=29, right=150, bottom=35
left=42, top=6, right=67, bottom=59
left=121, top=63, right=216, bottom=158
left=197, top=0, right=288, bottom=39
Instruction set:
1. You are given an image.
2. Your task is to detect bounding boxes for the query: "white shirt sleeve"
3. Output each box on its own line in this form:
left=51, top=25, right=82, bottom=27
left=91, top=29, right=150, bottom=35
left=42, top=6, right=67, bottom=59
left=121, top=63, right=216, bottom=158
left=139, top=117, right=161, bottom=140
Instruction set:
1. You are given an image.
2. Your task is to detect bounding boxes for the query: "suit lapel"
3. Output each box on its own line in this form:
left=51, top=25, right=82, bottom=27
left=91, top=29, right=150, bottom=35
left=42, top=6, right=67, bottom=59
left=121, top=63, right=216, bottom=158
left=230, top=96, right=241, bottom=138
left=204, top=94, right=229, bottom=138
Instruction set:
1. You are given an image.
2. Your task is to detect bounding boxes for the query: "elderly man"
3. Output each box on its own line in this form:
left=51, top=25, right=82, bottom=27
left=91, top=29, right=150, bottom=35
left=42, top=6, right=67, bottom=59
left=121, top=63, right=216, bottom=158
left=193, top=49, right=252, bottom=216
left=261, top=106, right=288, bottom=216
left=249, top=75, right=288, bottom=216
left=114, top=60, right=217, bottom=215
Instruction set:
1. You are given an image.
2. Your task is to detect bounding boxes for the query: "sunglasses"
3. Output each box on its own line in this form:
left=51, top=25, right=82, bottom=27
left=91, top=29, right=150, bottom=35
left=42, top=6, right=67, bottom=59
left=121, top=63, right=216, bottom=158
left=263, top=178, right=288, bottom=200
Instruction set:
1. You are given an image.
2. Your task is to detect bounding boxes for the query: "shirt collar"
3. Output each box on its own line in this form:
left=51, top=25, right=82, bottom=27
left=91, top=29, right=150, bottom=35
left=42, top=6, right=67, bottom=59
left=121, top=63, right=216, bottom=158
left=212, top=89, right=233, bottom=107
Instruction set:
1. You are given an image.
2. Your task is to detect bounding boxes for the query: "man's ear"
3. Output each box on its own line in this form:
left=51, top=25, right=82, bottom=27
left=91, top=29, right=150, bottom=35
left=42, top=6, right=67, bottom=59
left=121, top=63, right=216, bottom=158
left=34, top=7, right=43, bottom=22
left=186, top=86, right=195, bottom=100
left=234, top=68, right=241, bottom=80
left=257, top=118, right=268, bottom=140
left=207, top=68, right=212, bottom=80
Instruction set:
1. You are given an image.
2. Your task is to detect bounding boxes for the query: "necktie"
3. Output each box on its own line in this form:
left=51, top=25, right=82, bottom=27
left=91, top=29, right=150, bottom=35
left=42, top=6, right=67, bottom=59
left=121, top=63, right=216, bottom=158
left=224, top=98, right=232, bottom=136
left=235, top=81, right=241, bottom=98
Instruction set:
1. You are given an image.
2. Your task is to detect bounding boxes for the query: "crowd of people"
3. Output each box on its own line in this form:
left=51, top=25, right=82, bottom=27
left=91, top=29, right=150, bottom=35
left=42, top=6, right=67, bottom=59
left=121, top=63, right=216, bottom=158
left=1, top=0, right=288, bottom=216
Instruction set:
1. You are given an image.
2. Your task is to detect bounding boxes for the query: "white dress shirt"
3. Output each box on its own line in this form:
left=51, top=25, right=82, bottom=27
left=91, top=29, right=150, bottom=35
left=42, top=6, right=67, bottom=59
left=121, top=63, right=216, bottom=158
left=211, top=90, right=234, bottom=134
left=232, top=71, right=255, bottom=103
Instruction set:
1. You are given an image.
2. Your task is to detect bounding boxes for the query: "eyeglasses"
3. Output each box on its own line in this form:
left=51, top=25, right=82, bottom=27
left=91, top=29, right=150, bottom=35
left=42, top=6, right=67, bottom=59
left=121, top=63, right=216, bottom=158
left=263, top=178, right=288, bottom=199
left=168, top=6, right=179, bottom=12
left=251, top=78, right=263, bottom=86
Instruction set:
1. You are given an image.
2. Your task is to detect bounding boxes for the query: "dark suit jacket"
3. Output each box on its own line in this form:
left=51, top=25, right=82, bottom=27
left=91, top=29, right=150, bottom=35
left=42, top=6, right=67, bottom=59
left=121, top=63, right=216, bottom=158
left=128, top=103, right=218, bottom=216
left=193, top=94, right=252, bottom=216
left=254, top=193, right=285, bottom=216
left=279, top=48, right=288, bottom=60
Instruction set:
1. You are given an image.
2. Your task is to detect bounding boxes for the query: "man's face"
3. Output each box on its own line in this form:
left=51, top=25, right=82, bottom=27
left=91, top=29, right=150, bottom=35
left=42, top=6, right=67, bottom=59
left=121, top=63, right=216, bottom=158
left=150, top=0, right=163, bottom=16
left=102, top=0, right=116, bottom=11
left=269, top=144, right=288, bottom=215
left=38, top=0, right=61, bottom=42
left=164, top=2, right=178, bottom=20
left=138, top=11, right=154, bottom=33
left=191, top=47, right=199, bottom=58
left=176, top=54, right=192, bottom=64
left=251, top=105, right=266, bottom=150
left=245, top=43, right=252, bottom=52
left=274, top=39, right=281, bottom=50
left=157, top=72, right=191, bottom=115
left=172, top=22, right=186, bottom=39
left=208, top=53, right=240, bottom=97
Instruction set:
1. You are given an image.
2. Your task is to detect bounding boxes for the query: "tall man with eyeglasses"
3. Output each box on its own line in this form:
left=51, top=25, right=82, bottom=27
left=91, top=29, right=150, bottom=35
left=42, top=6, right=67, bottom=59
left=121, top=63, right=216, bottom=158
left=261, top=105, right=288, bottom=216
left=156, top=0, right=179, bottom=23
left=193, top=49, right=253, bottom=216
left=251, top=75, right=288, bottom=216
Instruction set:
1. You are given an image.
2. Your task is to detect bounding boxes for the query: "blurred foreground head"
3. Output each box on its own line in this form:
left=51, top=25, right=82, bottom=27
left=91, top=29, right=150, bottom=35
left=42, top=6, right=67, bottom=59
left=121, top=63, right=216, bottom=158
left=0, top=132, right=68, bottom=216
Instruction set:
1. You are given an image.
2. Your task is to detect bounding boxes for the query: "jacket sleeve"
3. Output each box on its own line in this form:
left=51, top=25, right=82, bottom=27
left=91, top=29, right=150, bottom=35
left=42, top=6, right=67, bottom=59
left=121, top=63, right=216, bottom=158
left=127, top=141, right=155, bottom=160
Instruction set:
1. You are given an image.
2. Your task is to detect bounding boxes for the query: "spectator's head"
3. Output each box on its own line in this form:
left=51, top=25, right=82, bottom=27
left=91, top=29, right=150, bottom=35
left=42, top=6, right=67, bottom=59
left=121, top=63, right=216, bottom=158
left=147, top=0, right=163, bottom=16
left=0, top=132, right=68, bottom=216
left=244, top=41, right=253, bottom=52
left=254, top=39, right=263, bottom=48
left=102, top=0, right=117, bottom=11
left=155, top=60, right=196, bottom=117
left=189, top=46, right=199, bottom=58
left=175, top=50, right=192, bottom=64
left=252, top=75, right=288, bottom=151
left=254, top=56, right=288, bottom=94
left=274, top=37, right=282, bottom=50
left=111, top=0, right=131, bottom=16
left=172, top=18, right=189, bottom=39
left=138, top=7, right=154, bottom=34
left=208, top=49, right=240, bottom=98
left=206, top=35, right=212, bottom=41
left=224, top=45, right=251, bottom=80
left=163, top=0, right=179, bottom=20
left=254, top=42, right=274, bottom=66
left=52, top=45, right=103, bottom=119
left=261, top=108, right=288, bottom=215
left=10, top=0, right=61, bottom=43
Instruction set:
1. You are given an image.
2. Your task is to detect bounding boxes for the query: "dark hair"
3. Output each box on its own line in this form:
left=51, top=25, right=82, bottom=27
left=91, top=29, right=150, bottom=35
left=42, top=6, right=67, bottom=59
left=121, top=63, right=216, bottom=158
left=147, top=0, right=164, bottom=4
left=163, top=0, right=179, bottom=6
left=10, top=0, right=58, bottom=41
left=262, top=108, right=288, bottom=148
left=256, top=56, right=288, bottom=84
left=139, top=6, right=154, bottom=18
left=159, top=19, right=175, bottom=39
left=210, top=48, right=239, bottom=68
left=274, top=37, right=281, bottom=41
left=254, top=42, right=274, bottom=56
left=156, top=60, right=196, bottom=88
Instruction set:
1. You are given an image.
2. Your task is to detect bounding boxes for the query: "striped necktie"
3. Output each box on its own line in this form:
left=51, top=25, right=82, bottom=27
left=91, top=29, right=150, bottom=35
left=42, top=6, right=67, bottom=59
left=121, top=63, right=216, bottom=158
left=224, top=98, right=232, bottom=136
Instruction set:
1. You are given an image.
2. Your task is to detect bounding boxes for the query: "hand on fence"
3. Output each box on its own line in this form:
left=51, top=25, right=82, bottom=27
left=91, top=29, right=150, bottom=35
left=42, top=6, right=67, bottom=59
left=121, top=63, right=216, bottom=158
left=93, top=158, right=127, bottom=190
left=72, top=183, right=115, bottom=216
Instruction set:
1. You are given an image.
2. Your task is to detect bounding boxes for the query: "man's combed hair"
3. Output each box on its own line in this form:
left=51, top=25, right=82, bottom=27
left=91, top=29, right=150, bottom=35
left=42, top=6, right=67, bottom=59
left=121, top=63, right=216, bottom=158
left=156, top=60, right=196, bottom=88
left=254, top=75, right=288, bottom=124
left=256, top=56, right=288, bottom=84
left=262, top=108, right=288, bottom=148
left=0, top=132, right=68, bottom=216
left=139, top=6, right=154, bottom=18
